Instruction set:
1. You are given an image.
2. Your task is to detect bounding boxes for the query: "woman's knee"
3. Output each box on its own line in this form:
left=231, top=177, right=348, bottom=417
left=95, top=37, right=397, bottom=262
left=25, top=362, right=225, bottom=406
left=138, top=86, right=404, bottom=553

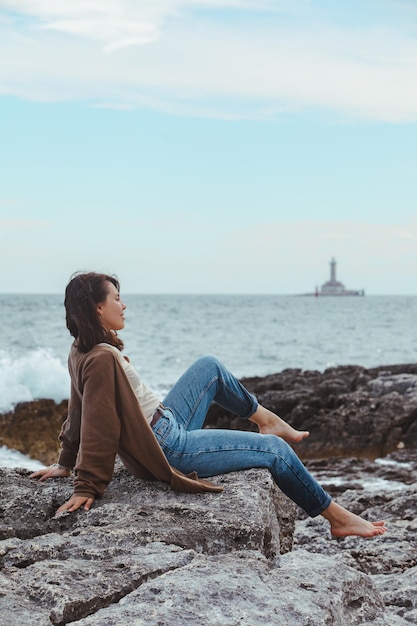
left=192, top=355, right=222, bottom=373
left=262, top=434, right=296, bottom=459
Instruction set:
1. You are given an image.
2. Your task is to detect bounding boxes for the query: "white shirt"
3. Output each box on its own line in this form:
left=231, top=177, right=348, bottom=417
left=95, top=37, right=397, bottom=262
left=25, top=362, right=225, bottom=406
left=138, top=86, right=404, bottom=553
left=101, top=344, right=161, bottom=421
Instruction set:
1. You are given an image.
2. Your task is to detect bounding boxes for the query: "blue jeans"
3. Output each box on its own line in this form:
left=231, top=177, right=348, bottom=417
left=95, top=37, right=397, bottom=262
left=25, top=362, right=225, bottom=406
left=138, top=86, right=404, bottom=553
left=154, top=356, right=331, bottom=517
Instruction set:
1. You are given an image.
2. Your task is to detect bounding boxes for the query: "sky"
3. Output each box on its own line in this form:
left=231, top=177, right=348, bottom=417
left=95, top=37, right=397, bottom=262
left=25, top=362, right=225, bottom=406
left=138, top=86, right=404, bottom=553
left=1, top=0, right=417, bottom=294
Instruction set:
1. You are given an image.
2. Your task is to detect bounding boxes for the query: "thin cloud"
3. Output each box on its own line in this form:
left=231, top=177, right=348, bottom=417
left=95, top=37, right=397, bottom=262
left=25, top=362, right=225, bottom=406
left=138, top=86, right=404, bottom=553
left=92, top=102, right=134, bottom=110
left=0, top=0, right=273, bottom=44
left=1, top=1, right=417, bottom=121
left=0, top=219, right=50, bottom=232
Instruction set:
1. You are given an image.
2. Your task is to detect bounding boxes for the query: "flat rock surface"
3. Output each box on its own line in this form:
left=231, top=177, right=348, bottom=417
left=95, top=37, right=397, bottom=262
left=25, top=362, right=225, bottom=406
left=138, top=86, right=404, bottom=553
left=0, top=467, right=295, bottom=557
left=0, top=467, right=299, bottom=625
left=1, top=454, right=416, bottom=625
left=71, top=550, right=387, bottom=626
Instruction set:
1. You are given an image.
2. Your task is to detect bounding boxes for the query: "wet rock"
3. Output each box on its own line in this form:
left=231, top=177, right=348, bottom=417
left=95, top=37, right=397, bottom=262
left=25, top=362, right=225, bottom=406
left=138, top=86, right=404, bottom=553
left=1, top=363, right=417, bottom=466
left=0, top=399, right=66, bottom=466
left=205, top=363, right=417, bottom=459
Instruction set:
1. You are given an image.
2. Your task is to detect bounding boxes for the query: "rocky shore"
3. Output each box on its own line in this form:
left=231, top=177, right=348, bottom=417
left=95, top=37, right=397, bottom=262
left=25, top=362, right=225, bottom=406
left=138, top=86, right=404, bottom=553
left=206, top=362, right=417, bottom=459
left=1, top=363, right=417, bottom=625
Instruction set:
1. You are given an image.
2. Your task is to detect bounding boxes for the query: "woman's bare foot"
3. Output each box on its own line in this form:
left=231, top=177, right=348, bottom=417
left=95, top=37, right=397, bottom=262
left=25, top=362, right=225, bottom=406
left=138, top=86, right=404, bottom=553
left=321, top=501, right=387, bottom=538
left=249, top=406, right=310, bottom=444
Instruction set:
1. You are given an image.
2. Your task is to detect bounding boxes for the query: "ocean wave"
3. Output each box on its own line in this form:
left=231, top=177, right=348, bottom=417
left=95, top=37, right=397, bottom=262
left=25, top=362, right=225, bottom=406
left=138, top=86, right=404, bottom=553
left=0, top=445, right=46, bottom=470
left=0, top=348, right=70, bottom=413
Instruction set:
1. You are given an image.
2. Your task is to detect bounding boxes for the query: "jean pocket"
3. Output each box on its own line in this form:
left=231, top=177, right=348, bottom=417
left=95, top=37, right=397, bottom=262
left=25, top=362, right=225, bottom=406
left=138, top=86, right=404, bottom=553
left=152, top=415, right=173, bottom=447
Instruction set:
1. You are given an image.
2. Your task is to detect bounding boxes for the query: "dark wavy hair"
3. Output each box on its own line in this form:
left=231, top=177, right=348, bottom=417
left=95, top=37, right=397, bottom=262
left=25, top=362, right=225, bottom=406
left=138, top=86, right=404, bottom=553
left=64, top=272, right=124, bottom=353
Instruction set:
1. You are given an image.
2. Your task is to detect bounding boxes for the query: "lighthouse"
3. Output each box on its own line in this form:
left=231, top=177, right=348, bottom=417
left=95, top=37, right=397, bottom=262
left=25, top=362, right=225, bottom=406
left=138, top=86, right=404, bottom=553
left=318, top=258, right=365, bottom=296
left=330, top=257, right=337, bottom=283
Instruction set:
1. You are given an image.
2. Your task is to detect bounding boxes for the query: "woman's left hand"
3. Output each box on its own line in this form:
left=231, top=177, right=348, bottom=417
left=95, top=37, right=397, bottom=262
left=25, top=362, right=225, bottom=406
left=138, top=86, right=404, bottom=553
left=55, top=495, right=95, bottom=515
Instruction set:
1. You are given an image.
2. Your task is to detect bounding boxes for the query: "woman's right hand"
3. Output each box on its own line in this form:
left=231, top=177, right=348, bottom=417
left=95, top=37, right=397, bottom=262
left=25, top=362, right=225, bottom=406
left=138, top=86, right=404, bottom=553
left=30, top=465, right=71, bottom=482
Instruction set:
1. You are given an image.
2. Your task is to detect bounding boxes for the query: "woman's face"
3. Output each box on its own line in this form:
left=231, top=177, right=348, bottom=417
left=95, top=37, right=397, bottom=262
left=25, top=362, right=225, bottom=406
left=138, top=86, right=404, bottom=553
left=96, top=281, right=126, bottom=332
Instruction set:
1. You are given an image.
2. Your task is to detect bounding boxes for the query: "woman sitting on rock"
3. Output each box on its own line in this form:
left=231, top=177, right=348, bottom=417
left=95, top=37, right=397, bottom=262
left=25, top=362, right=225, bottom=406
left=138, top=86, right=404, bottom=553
left=31, top=272, right=387, bottom=539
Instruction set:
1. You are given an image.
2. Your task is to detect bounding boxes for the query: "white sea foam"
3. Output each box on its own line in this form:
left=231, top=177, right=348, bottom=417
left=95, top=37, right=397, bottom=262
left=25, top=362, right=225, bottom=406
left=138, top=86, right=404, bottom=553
left=323, top=474, right=408, bottom=493
left=374, top=457, right=413, bottom=470
left=356, top=476, right=408, bottom=492
left=0, top=445, right=46, bottom=470
left=0, top=348, right=70, bottom=413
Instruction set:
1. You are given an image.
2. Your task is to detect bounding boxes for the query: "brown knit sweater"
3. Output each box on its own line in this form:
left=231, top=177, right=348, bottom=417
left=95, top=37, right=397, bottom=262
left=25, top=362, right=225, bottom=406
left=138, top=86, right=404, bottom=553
left=58, top=343, right=223, bottom=499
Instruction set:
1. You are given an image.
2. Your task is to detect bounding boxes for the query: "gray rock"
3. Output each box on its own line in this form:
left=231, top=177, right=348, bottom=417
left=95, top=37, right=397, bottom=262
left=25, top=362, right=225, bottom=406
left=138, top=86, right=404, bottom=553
left=2, top=398, right=417, bottom=625
left=0, top=572, right=52, bottom=626
left=4, top=542, right=196, bottom=625
left=0, top=466, right=299, bottom=625
left=292, top=458, right=417, bottom=626
left=0, top=467, right=295, bottom=558
left=1, top=457, right=416, bottom=625
left=373, top=565, right=417, bottom=621
left=368, top=373, right=417, bottom=399
left=71, top=550, right=387, bottom=626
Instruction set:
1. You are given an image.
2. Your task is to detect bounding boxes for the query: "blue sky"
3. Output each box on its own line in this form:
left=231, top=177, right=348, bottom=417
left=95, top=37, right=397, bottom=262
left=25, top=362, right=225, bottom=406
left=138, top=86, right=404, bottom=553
left=1, top=0, right=417, bottom=294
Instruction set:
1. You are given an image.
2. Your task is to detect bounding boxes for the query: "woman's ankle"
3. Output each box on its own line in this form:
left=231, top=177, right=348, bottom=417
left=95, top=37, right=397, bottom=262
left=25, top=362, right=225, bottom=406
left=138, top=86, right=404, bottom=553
left=249, top=406, right=274, bottom=429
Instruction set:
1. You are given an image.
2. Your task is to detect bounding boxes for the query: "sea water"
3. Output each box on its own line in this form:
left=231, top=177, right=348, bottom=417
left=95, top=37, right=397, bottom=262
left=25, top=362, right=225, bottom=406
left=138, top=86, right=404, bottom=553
left=1, top=293, right=417, bottom=467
